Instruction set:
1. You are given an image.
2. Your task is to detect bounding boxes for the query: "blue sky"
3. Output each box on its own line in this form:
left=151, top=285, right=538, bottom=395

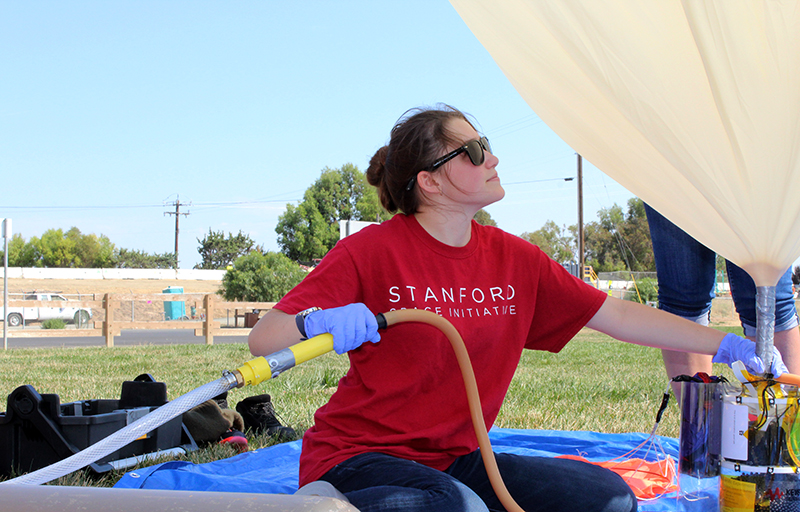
left=0, top=1, right=636, bottom=269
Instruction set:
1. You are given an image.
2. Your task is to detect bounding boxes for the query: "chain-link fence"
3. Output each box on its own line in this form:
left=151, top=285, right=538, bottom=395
left=597, top=271, right=657, bottom=281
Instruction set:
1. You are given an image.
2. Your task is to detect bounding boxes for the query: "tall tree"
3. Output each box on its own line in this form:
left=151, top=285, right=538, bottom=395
left=195, top=229, right=263, bottom=269
left=519, top=197, right=654, bottom=273
left=0, top=234, right=34, bottom=267
left=31, top=229, right=76, bottom=267
left=67, top=228, right=115, bottom=267
left=583, top=197, right=654, bottom=273
left=520, top=220, right=575, bottom=263
left=583, top=204, right=625, bottom=272
left=618, top=198, right=654, bottom=271
left=276, top=163, right=385, bottom=261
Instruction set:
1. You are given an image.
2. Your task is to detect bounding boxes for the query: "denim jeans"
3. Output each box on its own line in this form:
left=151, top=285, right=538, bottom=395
left=644, top=203, right=798, bottom=336
left=321, top=450, right=637, bottom=512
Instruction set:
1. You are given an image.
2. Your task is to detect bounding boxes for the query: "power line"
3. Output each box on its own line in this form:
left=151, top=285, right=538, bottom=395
left=503, top=177, right=574, bottom=186
left=0, top=204, right=164, bottom=210
left=486, top=114, right=543, bottom=139
left=0, top=198, right=300, bottom=211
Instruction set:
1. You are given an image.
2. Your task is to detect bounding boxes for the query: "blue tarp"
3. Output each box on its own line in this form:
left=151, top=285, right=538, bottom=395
left=115, top=428, right=720, bottom=511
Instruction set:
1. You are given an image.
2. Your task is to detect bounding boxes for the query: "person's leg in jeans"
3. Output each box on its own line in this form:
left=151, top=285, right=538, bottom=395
left=322, top=450, right=637, bottom=512
left=644, top=204, right=714, bottom=398
left=448, top=449, right=637, bottom=512
left=727, top=262, right=800, bottom=373
left=321, top=452, right=489, bottom=512
left=646, top=203, right=800, bottom=380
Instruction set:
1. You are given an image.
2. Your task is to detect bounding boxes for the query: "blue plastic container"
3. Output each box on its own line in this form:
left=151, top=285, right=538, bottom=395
left=163, top=286, right=185, bottom=320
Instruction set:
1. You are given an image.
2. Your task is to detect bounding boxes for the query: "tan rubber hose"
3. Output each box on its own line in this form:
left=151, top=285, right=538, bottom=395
left=775, top=373, right=800, bottom=387
left=382, top=309, right=525, bottom=512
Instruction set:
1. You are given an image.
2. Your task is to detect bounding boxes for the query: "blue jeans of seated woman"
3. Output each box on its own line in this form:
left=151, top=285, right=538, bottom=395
left=644, top=203, right=798, bottom=336
left=321, top=450, right=637, bottom=512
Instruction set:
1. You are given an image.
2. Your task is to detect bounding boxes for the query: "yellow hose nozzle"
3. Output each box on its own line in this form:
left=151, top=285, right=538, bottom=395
left=234, top=333, right=334, bottom=387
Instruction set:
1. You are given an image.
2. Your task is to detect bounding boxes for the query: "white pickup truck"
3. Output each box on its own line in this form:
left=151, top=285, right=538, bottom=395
left=1, top=292, right=92, bottom=327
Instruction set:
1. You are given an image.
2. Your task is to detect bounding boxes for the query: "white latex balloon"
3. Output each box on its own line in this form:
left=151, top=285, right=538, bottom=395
left=450, top=0, right=800, bottom=286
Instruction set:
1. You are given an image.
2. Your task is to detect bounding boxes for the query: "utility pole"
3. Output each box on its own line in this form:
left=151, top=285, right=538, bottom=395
left=577, top=154, right=584, bottom=279
left=164, top=196, right=190, bottom=269
left=2, top=218, right=9, bottom=350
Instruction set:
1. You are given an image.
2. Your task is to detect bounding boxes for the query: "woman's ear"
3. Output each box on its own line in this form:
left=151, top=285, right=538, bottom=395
left=416, top=170, right=442, bottom=195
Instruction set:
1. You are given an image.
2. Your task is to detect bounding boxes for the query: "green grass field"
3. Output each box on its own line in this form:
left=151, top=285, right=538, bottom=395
left=0, top=326, right=741, bottom=487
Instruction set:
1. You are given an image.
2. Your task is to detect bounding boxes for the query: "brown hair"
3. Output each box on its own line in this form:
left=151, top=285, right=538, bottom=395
left=366, top=105, right=476, bottom=214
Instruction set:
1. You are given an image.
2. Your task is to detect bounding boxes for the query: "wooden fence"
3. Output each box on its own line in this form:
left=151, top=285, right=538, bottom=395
left=0, top=293, right=276, bottom=347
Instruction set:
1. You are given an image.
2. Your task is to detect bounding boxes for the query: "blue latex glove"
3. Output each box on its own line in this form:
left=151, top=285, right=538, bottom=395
left=304, top=303, right=381, bottom=354
left=712, top=332, right=788, bottom=377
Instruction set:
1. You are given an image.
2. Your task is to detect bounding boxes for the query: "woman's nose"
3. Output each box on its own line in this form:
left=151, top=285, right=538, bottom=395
left=485, top=150, right=499, bottom=168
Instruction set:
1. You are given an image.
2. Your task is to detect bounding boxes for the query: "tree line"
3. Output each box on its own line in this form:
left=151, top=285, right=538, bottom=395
left=10, top=163, right=793, bottom=302
left=0, top=227, right=270, bottom=271
left=0, top=164, right=646, bottom=294
left=524, top=200, right=800, bottom=288
left=520, top=197, right=655, bottom=273
left=2, top=164, right=643, bottom=274
left=0, top=227, right=178, bottom=269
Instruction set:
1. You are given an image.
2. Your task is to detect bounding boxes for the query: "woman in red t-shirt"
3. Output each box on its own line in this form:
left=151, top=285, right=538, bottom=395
left=249, top=105, right=786, bottom=512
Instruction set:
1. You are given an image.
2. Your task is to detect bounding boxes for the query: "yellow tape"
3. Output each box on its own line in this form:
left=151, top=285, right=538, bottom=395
left=290, top=334, right=334, bottom=365
left=235, top=357, right=272, bottom=387
left=720, top=476, right=756, bottom=512
left=235, top=334, right=334, bottom=387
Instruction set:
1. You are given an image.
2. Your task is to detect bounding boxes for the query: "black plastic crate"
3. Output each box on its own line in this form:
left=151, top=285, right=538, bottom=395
left=0, top=374, right=197, bottom=477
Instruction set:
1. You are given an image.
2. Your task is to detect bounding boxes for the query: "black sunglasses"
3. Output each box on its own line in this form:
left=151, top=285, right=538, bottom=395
left=406, top=137, right=492, bottom=191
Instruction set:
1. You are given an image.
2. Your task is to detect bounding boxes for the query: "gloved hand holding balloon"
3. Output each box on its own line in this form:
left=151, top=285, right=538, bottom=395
left=712, top=332, right=788, bottom=377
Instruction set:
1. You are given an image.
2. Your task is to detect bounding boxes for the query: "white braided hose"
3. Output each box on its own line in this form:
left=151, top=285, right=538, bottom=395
left=3, top=373, right=238, bottom=486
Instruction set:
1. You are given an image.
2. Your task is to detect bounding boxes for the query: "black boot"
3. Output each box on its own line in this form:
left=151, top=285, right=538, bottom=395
left=212, top=391, right=229, bottom=410
left=235, top=394, right=296, bottom=440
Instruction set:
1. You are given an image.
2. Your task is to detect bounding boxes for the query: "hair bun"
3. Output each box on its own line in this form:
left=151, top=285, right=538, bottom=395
left=367, top=145, right=396, bottom=212
left=367, top=146, right=388, bottom=187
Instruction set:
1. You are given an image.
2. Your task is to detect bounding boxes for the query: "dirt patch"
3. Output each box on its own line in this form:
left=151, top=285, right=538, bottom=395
left=4, top=278, right=221, bottom=296
left=4, top=278, right=228, bottom=324
left=708, top=297, right=739, bottom=327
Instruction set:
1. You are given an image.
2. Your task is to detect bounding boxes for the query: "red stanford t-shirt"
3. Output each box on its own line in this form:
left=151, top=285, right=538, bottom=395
left=275, top=214, right=606, bottom=485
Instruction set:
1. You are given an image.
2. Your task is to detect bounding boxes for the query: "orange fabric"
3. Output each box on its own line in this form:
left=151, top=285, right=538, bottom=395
left=557, top=455, right=677, bottom=500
